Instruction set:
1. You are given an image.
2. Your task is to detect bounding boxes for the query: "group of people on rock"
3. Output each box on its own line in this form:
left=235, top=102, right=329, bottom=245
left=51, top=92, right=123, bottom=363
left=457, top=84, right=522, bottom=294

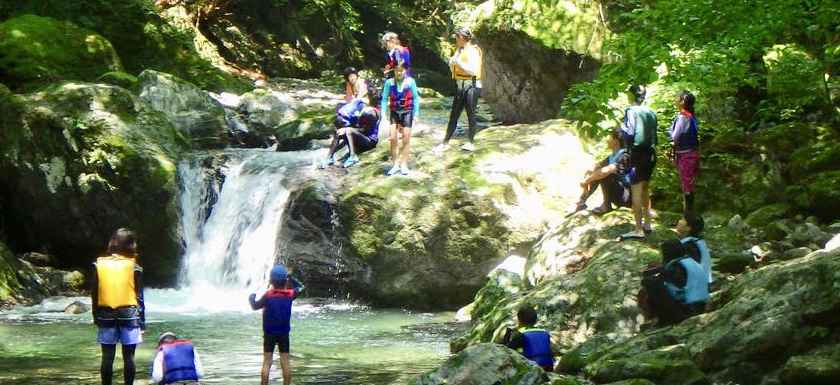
left=320, top=27, right=484, bottom=175
left=92, top=228, right=304, bottom=385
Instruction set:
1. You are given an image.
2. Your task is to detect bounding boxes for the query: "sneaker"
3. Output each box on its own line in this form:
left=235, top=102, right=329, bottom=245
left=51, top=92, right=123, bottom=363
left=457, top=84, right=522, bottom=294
left=400, top=165, right=410, bottom=175
left=432, top=143, right=449, bottom=155
left=591, top=206, right=613, bottom=216
left=343, top=155, right=359, bottom=168
left=620, top=230, right=646, bottom=240
left=460, top=142, right=476, bottom=152
left=386, top=164, right=401, bottom=176
left=318, top=156, right=335, bottom=169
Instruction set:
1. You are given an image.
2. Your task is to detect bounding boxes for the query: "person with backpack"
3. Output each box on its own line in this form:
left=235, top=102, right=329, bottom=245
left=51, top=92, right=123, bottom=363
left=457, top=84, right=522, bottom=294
left=570, top=128, right=632, bottom=215
left=638, top=239, right=709, bottom=326
left=434, top=27, right=483, bottom=153
left=151, top=332, right=204, bottom=385
left=381, top=32, right=411, bottom=78
left=669, top=90, right=700, bottom=214
left=675, top=213, right=712, bottom=285
left=620, top=84, right=658, bottom=240
left=380, top=64, right=420, bottom=176
left=501, top=305, right=554, bottom=371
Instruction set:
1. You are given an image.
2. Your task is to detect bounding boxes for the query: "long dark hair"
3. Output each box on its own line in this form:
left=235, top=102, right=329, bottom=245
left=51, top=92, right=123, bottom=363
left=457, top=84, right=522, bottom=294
left=107, top=228, right=138, bottom=257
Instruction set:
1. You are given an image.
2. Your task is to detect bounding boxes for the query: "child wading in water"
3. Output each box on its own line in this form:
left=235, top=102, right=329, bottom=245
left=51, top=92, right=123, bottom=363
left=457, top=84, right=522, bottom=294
left=249, top=265, right=304, bottom=385
left=669, top=90, right=699, bottom=214
left=380, top=63, right=420, bottom=176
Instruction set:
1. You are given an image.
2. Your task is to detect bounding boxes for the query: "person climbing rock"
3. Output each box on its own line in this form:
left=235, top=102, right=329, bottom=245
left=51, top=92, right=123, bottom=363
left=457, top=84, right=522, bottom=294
left=380, top=64, right=420, bottom=176
left=381, top=32, right=411, bottom=78
left=343, top=67, right=368, bottom=104
left=151, top=332, right=204, bottom=385
left=501, top=305, right=555, bottom=372
left=91, top=228, right=145, bottom=385
left=638, top=239, right=709, bottom=326
left=619, top=84, right=658, bottom=240
left=669, top=90, right=700, bottom=214
left=570, top=128, right=632, bottom=216
left=249, top=264, right=305, bottom=385
left=675, top=213, right=713, bottom=286
left=434, top=27, right=483, bottom=154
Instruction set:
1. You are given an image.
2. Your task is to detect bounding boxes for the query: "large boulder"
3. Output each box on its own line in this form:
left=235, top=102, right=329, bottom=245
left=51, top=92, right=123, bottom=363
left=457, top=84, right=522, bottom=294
left=0, top=14, right=122, bottom=90
left=138, top=70, right=228, bottom=148
left=0, top=242, right=22, bottom=304
left=578, top=243, right=840, bottom=384
left=337, top=118, right=595, bottom=309
left=411, top=343, right=547, bottom=385
left=0, top=82, right=188, bottom=285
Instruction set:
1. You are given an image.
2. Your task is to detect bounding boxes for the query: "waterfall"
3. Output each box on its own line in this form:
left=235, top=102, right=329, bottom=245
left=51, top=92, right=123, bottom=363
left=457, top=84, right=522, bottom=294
left=177, top=149, right=321, bottom=297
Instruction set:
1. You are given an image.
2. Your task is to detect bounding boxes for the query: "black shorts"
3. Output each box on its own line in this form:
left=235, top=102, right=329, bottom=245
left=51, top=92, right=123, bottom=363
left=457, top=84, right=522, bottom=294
left=630, top=146, right=656, bottom=184
left=264, top=334, right=290, bottom=354
left=389, top=110, right=413, bottom=128
left=349, top=132, right=377, bottom=154
left=602, top=175, right=631, bottom=207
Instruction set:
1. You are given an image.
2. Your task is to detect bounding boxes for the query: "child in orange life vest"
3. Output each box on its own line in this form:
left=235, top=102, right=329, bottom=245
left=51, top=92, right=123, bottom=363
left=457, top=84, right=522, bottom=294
left=151, top=332, right=203, bottom=385
left=249, top=265, right=305, bottom=385
left=91, top=228, right=145, bottom=385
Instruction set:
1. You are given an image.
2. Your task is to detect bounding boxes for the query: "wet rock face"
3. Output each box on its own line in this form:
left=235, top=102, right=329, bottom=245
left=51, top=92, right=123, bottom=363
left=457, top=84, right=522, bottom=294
left=64, top=300, right=90, bottom=314
left=0, top=82, right=186, bottom=286
left=411, top=343, right=547, bottom=385
left=474, top=27, right=599, bottom=123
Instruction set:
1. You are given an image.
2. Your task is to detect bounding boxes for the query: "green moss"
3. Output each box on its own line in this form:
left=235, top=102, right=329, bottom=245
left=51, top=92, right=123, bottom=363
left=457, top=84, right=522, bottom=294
left=0, top=14, right=122, bottom=90
left=0, top=241, right=21, bottom=302
left=97, top=71, right=139, bottom=90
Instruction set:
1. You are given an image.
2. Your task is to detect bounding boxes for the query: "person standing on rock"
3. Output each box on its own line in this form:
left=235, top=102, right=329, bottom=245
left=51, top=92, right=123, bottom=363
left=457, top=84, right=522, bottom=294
left=502, top=305, right=555, bottom=372
left=91, top=228, right=145, bottom=385
left=381, top=32, right=411, bottom=78
left=381, top=64, right=420, bottom=176
left=434, top=27, right=483, bottom=153
left=669, top=90, right=700, bottom=214
left=619, top=84, right=658, bottom=240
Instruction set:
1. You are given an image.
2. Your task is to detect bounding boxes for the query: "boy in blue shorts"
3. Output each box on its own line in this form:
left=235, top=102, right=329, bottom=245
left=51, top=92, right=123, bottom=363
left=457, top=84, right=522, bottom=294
left=249, top=265, right=304, bottom=385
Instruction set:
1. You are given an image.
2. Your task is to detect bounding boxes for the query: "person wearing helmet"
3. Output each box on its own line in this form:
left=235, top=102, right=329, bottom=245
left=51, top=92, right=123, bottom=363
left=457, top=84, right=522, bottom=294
left=151, top=332, right=204, bottom=385
left=249, top=264, right=305, bottom=385
left=381, top=31, right=411, bottom=78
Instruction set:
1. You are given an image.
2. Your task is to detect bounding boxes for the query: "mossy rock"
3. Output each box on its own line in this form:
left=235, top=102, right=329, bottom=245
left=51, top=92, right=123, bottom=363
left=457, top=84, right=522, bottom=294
left=745, top=203, right=792, bottom=228
left=0, top=14, right=122, bottom=90
left=780, top=353, right=840, bottom=385
left=601, top=380, right=657, bottom=385
left=411, top=343, right=546, bottom=385
left=0, top=242, right=22, bottom=302
left=97, top=71, right=139, bottom=90
left=791, top=171, right=840, bottom=221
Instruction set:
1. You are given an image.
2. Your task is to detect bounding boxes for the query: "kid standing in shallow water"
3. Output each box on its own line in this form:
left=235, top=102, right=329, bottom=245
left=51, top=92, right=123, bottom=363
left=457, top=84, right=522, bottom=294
left=249, top=265, right=304, bottom=385
left=669, top=90, right=700, bottom=214
left=380, top=64, right=420, bottom=176
left=91, top=228, right=145, bottom=385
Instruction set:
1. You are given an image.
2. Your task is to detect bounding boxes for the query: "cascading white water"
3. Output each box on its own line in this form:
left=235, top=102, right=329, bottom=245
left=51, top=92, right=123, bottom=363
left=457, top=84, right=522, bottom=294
left=175, top=149, right=322, bottom=309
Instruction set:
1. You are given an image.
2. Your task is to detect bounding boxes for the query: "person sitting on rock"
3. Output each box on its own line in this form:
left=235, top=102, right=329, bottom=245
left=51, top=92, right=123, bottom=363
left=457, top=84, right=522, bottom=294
left=343, top=66, right=368, bottom=104
left=501, top=305, right=554, bottom=372
left=676, top=213, right=713, bottom=287
left=570, top=128, right=632, bottom=216
left=639, top=239, right=709, bottom=326
left=321, top=90, right=381, bottom=169
left=151, top=332, right=204, bottom=385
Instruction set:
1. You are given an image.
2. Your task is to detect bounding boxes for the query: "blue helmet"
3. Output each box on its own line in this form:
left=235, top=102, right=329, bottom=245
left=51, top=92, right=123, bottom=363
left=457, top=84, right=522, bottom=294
left=270, top=265, right=288, bottom=283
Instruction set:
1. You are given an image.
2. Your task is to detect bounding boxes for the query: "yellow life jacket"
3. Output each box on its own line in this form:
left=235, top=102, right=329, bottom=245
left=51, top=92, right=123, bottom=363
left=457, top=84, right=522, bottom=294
left=452, top=44, right=483, bottom=80
left=96, top=255, right=138, bottom=308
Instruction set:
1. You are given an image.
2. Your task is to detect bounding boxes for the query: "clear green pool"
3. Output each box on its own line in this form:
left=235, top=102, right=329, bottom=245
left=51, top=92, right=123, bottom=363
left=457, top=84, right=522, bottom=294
left=0, top=291, right=457, bottom=385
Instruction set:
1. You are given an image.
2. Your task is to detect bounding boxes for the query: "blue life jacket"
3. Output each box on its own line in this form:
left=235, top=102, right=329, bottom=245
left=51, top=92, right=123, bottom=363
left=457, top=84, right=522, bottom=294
left=681, top=236, right=712, bottom=284
left=608, top=148, right=632, bottom=187
left=665, top=257, right=710, bottom=305
left=521, top=328, right=554, bottom=368
left=671, top=113, right=699, bottom=151
left=336, top=99, right=366, bottom=127
left=263, top=288, right=297, bottom=335
left=161, top=340, right=199, bottom=384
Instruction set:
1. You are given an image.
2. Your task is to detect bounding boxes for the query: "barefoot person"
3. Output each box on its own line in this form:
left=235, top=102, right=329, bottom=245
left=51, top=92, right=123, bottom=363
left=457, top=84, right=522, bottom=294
left=435, top=27, right=483, bottom=153
left=92, top=228, right=145, bottom=385
left=380, top=64, right=420, bottom=176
